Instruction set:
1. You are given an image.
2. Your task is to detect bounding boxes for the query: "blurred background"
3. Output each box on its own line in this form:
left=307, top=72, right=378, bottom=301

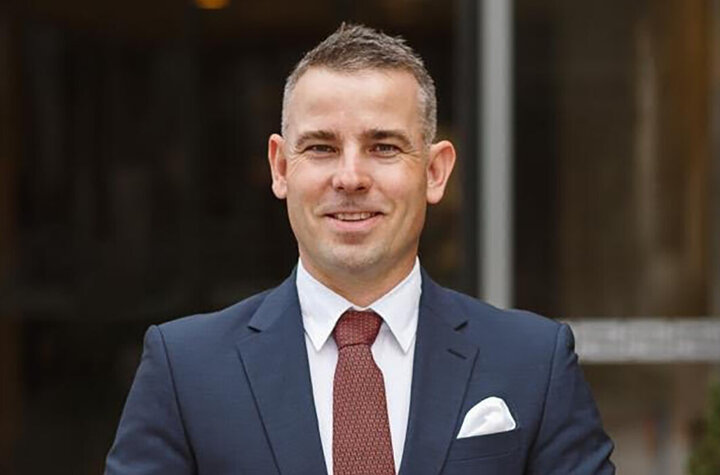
left=1, top=0, right=719, bottom=473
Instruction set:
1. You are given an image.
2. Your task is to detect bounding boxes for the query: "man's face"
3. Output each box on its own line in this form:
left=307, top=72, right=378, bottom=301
left=268, top=67, right=454, bottom=283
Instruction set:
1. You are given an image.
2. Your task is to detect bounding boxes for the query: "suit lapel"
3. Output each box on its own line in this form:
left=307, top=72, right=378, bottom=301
left=236, top=273, right=327, bottom=475
left=399, top=272, right=479, bottom=475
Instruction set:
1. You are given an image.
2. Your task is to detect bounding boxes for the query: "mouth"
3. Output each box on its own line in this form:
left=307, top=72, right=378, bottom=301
left=323, top=210, right=384, bottom=233
left=327, top=211, right=382, bottom=222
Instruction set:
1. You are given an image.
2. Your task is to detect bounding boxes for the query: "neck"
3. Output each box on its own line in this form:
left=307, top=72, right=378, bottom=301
left=300, top=257, right=416, bottom=307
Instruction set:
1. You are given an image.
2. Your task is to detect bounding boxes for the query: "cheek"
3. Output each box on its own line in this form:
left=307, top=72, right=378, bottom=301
left=384, top=170, right=427, bottom=210
left=285, top=180, right=325, bottom=230
left=286, top=191, right=314, bottom=229
left=286, top=161, right=330, bottom=199
left=286, top=167, right=316, bottom=202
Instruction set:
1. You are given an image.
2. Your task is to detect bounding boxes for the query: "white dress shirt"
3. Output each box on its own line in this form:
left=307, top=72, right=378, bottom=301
left=296, top=258, right=421, bottom=475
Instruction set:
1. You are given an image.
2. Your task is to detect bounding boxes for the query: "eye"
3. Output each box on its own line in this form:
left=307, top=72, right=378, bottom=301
left=370, top=143, right=402, bottom=157
left=303, top=144, right=337, bottom=156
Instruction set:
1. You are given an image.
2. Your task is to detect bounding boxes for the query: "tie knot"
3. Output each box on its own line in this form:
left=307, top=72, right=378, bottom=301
left=333, top=310, right=382, bottom=349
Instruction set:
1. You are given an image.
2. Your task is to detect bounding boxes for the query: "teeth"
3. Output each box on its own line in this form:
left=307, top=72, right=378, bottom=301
left=334, top=212, right=374, bottom=221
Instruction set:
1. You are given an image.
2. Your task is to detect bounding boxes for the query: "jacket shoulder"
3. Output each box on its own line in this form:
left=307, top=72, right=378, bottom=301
left=154, top=288, right=273, bottom=348
left=429, top=285, right=565, bottom=360
left=438, top=286, right=559, bottom=330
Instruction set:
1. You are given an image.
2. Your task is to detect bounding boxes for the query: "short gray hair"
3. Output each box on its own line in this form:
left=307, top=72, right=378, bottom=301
left=281, top=23, right=437, bottom=145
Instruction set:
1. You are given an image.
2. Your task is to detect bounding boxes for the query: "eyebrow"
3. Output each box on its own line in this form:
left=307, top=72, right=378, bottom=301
left=361, top=129, right=413, bottom=149
left=294, top=130, right=338, bottom=147
left=293, top=128, right=414, bottom=149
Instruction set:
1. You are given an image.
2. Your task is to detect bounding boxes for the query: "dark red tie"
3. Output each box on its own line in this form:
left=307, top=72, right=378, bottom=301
left=332, top=310, right=395, bottom=475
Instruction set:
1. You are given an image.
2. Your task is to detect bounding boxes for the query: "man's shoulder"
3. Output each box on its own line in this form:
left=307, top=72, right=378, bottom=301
left=153, top=287, right=275, bottom=348
left=431, top=283, right=559, bottom=329
left=428, top=283, right=564, bottom=355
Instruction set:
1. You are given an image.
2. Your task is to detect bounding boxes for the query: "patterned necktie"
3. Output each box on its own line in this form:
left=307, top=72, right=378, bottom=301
left=332, top=310, right=395, bottom=475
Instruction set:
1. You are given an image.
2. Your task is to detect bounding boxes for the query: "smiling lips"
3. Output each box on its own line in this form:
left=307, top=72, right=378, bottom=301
left=330, top=212, right=380, bottom=221
left=324, top=211, right=383, bottom=232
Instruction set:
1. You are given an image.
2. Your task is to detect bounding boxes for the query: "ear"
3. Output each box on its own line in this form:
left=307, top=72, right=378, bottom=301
left=268, top=133, right=288, bottom=199
left=426, top=140, right=456, bottom=204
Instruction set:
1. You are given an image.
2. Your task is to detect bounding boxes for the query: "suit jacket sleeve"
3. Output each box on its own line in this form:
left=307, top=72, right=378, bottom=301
left=105, top=325, right=195, bottom=475
left=528, top=323, right=615, bottom=474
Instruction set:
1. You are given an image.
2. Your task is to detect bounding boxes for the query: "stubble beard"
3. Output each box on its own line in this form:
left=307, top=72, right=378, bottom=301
left=317, top=239, right=389, bottom=279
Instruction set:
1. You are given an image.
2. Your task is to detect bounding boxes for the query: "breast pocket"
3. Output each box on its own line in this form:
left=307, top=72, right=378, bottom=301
left=446, top=427, right=521, bottom=461
left=442, top=428, right=523, bottom=475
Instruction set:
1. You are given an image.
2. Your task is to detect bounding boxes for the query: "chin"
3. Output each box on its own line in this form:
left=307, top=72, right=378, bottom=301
left=324, top=246, right=387, bottom=275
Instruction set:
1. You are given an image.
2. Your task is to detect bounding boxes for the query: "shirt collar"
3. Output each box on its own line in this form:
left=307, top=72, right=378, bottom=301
left=296, top=258, right=421, bottom=354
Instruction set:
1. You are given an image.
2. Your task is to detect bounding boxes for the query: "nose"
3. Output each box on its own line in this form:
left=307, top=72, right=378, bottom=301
left=331, top=147, right=371, bottom=193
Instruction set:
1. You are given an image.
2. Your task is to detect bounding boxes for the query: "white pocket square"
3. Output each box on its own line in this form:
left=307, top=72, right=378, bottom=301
left=457, top=396, right=516, bottom=438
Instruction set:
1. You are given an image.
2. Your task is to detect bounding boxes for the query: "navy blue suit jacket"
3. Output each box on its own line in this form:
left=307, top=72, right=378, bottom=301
left=106, top=269, right=614, bottom=474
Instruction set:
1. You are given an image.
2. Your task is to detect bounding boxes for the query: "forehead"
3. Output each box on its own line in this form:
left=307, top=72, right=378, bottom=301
left=285, top=67, right=422, bottom=138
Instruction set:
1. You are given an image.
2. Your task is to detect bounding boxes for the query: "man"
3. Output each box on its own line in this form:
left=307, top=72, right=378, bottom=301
left=106, top=24, right=614, bottom=474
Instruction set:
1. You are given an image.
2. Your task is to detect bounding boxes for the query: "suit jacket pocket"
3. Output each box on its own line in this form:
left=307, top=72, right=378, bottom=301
left=446, top=427, right=521, bottom=461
